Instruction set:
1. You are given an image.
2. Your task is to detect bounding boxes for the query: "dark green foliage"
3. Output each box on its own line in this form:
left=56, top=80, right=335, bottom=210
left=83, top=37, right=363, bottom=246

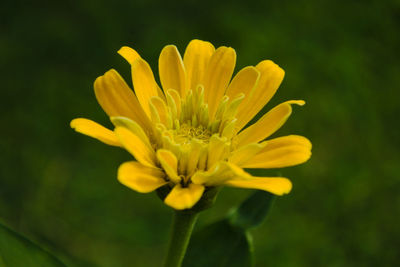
left=183, top=220, right=253, bottom=267
left=0, top=222, right=65, bottom=266
left=229, top=191, right=275, bottom=229
left=183, top=190, right=275, bottom=267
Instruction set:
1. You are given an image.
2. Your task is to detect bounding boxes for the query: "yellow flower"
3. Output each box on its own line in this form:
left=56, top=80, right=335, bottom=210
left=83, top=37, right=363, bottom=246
left=70, top=40, right=312, bottom=210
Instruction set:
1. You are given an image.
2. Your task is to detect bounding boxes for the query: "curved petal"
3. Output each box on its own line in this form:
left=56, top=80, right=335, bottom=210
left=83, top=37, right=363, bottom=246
left=229, top=143, right=266, bottom=166
left=118, top=161, right=166, bottom=193
left=236, top=100, right=305, bottom=147
left=159, top=45, right=186, bottom=97
left=225, top=66, right=260, bottom=101
left=94, top=69, right=151, bottom=131
left=185, top=139, right=204, bottom=176
left=115, top=127, right=157, bottom=168
left=156, top=149, right=180, bottom=183
left=207, top=134, right=229, bottom=169
left=118, top=46, right=141, bottom=64
left=183, top=39, right=215, bottom=92
left=119, top=47, right=166, bottom=101
left=223, top=94, right=245, bottom=121
left=202, top=46, right=236, bottom=119
left=131, top=58, right=161, bottom=118
left=110, top=116, right=152, bottom=149
left=192, top=161, right=251, bottom=186
left=260, top=135, right=312, bottom=151
left=164, top=184, right=205, bottom=210
left=193, top=161, right=292, bottom=195
left=236, top=60, right=285, bottom=130
left=166, top=89, right=181, bottom=120
left=70, top=118, right=120, bottom=146
left=242, top=135, right=312, bottom=168
left=149, top=96, right=172, bottom=128
left=224, top=177, right=292, bottom=195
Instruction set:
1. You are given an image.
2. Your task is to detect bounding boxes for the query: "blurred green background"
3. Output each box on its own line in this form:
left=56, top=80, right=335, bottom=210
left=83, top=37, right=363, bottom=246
left=1, top=0, right=399, bottom=266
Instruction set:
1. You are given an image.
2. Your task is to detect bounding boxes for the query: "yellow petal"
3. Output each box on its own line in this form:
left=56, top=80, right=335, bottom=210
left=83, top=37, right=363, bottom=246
left=236, top=60, right=285, bottom=130
left=185, top=139, right=204, bottom=176
left=110, top=116, right=152, bottom=149
left=192, top=161, right=251, bottom=186
left=213, top=95, right=229, bottom=122
left=149, top=96, right=172, bottom=128
left=236, top=100, right=305, bottom=147
left=223, top=94, right=245, bottom=121
left=224, top=177, right=292, bottom=195
left=131, top=58, right=161, bottom=117
left=193, top=161, right=292, bottom=195
left=118, top=161, right=166, bottom=193
left=229, top=143, right=266, bottom=166
left=203, top=47, right=236, bottom=119
left=70, top=118, right=120, bottom=146
left=94, top=69, right=151, bottom=131
left=159, top=45, right=186, bottom=97
left=118, top=46, right=141, bottom=64
left=243, top=135, right=312, bottom=168
left=260, top=135, right=312, bottom=151
left=119, top=47, right=166, bottom=101
left=164, top=184, right=205, bottom=210
left=225, top=66, right=260, bottom=101
left=156, top=149, right=180, bottom=183
left=160, top=130, right=182, bottom=158
left=183, top=40, right=215, bottom=92
left=207, top=134, right=229, bottom=169
left=221, top=118, right=238, bottom=140
left=115, top=127, right=157, bottom=168
left=165, top=89, right=181, bottom=120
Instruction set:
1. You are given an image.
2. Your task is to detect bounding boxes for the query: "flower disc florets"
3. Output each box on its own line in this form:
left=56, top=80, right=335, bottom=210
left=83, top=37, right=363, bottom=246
left=150, top=85, right=243, bottom=184
left=173, top=124, right=211, bottom=145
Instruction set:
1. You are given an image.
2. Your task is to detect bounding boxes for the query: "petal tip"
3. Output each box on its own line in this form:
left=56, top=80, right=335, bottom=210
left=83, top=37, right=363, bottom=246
left=161, top=44, right=179, bottom=54
left=118, top=46, right=141, bottom=64
left=164, top=184, right=205, bottom=210
left=70, top=118, right=79, bottom=129
left=282, top=179, right=293, bottom=195
left=117, top=46, right=130, bottom=55
left=287, top=100, right=306, bottom=106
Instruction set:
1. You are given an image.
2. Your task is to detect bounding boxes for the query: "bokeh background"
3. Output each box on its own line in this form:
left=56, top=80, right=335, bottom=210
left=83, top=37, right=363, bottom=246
left=1, top=0, right=399, bottom=266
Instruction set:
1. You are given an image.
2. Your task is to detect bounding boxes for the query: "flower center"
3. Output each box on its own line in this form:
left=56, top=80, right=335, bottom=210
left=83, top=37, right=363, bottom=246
left=173, top=123, right=211, bottom=145
left=151, top=86, right=247, bottom=179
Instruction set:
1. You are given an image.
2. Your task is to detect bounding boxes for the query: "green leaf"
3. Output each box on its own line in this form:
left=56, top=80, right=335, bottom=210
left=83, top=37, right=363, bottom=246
left=182, top=219, right=253, bottom=267
left=183, top=190, right=276, bottom=267
left=0, top=222, right=66, bottom=266
left=229, top=190, right=275, bottom=229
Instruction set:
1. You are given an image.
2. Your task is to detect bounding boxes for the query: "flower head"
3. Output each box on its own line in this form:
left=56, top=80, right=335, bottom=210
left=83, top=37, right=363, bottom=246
left=71, top=40, right=312, bottom=210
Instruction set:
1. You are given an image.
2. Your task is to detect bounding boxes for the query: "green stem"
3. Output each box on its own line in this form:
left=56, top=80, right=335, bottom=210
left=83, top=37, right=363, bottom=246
left=163, top=211, right=199, bottom=267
